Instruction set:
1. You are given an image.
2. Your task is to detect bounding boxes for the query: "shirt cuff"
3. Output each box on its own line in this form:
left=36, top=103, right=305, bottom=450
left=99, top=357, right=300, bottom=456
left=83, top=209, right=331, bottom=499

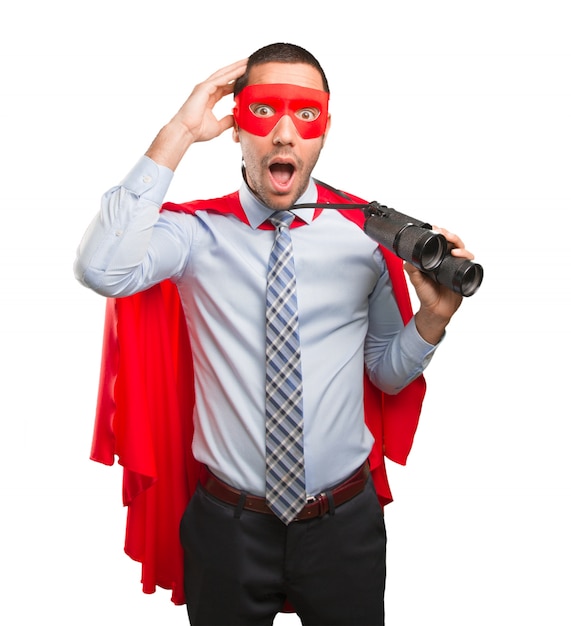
left=119, top=155, right=174, bottom=206
left=401, top=317, right=442, bottom=370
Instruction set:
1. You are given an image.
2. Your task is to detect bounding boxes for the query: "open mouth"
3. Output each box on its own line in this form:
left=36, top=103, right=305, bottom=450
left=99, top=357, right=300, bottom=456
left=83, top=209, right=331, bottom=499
left=269, top=162, right=295, bottom=188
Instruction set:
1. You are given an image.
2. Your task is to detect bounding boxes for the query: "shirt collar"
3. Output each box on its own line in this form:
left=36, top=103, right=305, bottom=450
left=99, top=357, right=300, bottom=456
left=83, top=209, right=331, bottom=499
left=239, top=178, right=317, bottom=230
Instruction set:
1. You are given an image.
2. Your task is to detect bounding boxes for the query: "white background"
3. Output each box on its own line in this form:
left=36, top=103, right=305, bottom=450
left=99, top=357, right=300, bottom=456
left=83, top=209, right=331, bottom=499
left=1, top=1, right=570, bottom=624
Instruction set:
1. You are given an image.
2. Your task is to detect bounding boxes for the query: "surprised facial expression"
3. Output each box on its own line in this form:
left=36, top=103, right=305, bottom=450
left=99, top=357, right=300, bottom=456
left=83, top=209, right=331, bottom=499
left=233, top=62, right=331, bottom=211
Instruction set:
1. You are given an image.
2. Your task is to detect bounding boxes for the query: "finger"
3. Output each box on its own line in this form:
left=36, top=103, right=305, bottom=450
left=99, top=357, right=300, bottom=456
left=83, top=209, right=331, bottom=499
left=449, top=247, right=475, bottom=261
left=205, top=58, right=248, bottom=86
left=433, top=225, right=461, bottom=243
left=197, top=59, right=248, bottom=107
left=433, top=226, right=468, bottom=251
left=188, top=75, right=237, bottom=113
left=403, top=261, right=423, bottom=280
left=216, top=113, right=236, bottom=133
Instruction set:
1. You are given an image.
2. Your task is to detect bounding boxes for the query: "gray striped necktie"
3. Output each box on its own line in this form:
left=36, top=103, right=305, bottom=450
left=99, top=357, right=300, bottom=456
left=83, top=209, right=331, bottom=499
left=265, top=211, right=306, bottom=524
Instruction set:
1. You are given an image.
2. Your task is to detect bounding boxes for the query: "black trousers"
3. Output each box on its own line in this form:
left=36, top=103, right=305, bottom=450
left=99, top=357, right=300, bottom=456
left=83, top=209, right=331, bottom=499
left=179, top=475, right=386, bottom=626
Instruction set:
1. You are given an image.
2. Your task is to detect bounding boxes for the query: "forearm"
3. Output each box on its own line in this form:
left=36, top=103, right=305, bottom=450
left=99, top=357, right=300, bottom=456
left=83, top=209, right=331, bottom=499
left=413, top=307, right=451, bottom=346
left=365, top=319, right=438, bottom=394
left=365, top=264, right=439, bottom=394
left=145, top=119, right=197, bottom=171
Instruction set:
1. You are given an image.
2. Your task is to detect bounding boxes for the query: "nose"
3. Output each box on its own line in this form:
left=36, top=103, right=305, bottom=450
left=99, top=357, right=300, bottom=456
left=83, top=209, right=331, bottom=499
left=271, top=114, right=298, bottom=145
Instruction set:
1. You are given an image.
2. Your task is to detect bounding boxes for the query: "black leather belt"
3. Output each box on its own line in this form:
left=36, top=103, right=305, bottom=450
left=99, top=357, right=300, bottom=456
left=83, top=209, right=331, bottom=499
left=200, top=462, right=370, bottom=521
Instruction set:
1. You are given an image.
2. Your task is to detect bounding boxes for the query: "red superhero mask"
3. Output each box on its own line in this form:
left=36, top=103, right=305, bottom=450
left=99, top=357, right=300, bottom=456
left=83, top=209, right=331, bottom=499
left=233, top=83, right=330, bottom=139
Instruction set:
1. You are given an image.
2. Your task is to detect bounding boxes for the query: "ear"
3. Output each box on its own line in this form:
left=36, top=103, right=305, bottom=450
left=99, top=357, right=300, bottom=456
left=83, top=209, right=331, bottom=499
left=232, top=121, right=240, bottom=143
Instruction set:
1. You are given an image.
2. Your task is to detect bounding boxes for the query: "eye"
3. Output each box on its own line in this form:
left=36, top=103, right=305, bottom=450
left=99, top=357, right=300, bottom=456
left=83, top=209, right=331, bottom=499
left=295, top=107, right=320, bottom=122
left=249, top=103, right=276, bottom=118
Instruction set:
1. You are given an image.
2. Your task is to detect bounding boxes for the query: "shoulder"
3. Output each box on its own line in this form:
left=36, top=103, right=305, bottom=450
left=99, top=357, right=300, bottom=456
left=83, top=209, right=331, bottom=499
left=314, top=180, right=369, bottom=229
left=161, top=190, right=242, bottom=217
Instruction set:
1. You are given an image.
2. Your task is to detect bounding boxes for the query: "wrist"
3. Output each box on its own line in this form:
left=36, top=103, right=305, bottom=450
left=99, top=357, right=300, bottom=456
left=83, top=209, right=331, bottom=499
left=145, top=119, right=196, bottom=171
left=414, top=307, right=451, bottom=345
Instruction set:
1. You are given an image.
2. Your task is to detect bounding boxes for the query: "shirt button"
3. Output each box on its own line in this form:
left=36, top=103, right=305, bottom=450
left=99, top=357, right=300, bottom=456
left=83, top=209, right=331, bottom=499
left=142, top=175, right=152, bottom=184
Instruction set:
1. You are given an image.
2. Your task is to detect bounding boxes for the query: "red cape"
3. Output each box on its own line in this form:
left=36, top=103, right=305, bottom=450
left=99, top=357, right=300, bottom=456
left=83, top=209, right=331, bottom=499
left=90, top=184, right=426, bottom=605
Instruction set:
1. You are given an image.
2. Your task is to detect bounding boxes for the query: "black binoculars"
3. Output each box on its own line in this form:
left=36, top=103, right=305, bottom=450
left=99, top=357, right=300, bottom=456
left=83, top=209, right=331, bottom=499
left=363, top=201, right=483, bottom=297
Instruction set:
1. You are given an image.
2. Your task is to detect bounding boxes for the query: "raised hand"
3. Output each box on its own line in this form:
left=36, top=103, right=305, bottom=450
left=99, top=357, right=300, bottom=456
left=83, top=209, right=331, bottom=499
left=145, top=58, right=248, bottom=170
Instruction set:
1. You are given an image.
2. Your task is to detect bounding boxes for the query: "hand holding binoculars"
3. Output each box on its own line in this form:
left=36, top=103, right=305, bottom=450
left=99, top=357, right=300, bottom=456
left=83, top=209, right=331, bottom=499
left=363, top=202, right=483, bottom=297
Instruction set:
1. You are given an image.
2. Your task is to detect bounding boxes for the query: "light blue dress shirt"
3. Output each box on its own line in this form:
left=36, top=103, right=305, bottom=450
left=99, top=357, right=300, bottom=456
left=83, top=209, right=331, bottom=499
left=75, top=156, right=438, bottom=496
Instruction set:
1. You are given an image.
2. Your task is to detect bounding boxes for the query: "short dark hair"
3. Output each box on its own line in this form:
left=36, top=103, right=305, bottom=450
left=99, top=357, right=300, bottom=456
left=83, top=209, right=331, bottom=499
left=233, top=42, right=330, bottom=95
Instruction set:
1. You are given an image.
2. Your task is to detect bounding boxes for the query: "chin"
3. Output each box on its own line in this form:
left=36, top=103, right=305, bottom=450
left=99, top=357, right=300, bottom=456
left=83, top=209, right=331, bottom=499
left=271, top=197, right=298, bottom=211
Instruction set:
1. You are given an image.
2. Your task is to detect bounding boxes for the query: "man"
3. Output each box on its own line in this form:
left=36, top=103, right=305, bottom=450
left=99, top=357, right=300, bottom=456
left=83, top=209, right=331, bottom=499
left=75, top=43, right=474, bottom=625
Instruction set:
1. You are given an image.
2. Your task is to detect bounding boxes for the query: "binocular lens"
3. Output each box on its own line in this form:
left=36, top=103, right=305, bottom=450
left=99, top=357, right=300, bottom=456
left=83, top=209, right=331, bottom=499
left=364, top=219, right=448, bottom=272
left=432, top=256, right=484, bottom=297
left=399, top=228, right=448, bottom=272
left=461, top=264, right=484, bottom=297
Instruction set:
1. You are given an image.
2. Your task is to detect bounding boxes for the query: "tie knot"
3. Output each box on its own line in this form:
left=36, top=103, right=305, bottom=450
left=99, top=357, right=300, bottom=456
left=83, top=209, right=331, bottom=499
left=269, top=211, right=295, bottom=231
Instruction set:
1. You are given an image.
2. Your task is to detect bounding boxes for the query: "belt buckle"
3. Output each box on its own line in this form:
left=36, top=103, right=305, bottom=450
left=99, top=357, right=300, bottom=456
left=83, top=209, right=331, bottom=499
left=306, top=492, right=328, bottom=517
